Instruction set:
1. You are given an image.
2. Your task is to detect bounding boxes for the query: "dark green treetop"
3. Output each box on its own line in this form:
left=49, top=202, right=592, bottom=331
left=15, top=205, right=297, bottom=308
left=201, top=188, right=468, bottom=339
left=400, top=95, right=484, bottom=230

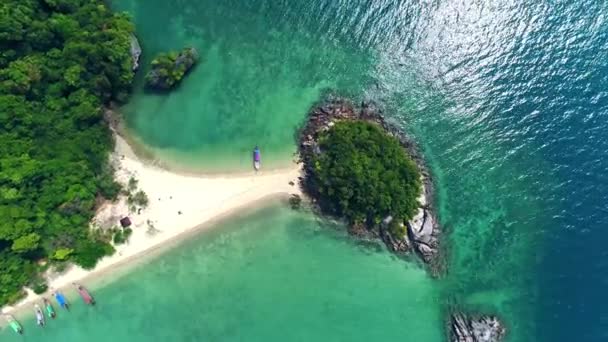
left=306, top=121, right=421, bottom=229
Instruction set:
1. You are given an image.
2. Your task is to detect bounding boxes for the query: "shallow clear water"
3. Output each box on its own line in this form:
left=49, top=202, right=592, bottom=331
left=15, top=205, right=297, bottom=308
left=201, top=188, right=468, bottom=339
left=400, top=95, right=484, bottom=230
left=6, top=0, right=606, bottom=340
left=117, top=0, right=372, bottom=171
left=0, top=205, right=443, bottom=341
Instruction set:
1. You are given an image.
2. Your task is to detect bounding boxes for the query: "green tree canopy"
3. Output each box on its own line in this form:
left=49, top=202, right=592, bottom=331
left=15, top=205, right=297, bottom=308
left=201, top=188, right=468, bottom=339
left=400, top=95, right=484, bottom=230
left=306, top=121, right=422, bottom=228
left=0, top=0, right=133, bottom=305
left=11, top=233, right=41, bottom=253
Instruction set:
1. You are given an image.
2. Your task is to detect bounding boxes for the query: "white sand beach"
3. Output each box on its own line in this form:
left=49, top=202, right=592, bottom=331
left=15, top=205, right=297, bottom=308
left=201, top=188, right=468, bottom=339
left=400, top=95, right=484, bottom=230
left=2, top=134, right=302, bottom=315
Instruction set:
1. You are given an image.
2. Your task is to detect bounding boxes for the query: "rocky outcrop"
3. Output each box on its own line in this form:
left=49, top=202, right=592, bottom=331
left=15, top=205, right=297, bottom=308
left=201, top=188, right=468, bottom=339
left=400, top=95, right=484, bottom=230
left=298, top=95, right=442, bottom=271
left=451, top=313, right=506, bottom=342
left=145, top=47, right=199, bottom=91
left=130, top=34, right=142, bottom=71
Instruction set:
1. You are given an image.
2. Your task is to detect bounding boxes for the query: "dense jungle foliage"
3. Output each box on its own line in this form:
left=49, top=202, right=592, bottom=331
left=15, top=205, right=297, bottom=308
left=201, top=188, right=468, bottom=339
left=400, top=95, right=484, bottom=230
left=0, top=0, right=135, bottom=305
left=307, top=121, right=421, bottom=233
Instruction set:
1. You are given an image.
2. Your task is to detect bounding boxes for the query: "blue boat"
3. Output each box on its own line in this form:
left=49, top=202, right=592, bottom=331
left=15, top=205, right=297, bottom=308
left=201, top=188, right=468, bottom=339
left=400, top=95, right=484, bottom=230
left=253, top=146, right=261, bottom=171
left=54, top=291, right=69, bottom=310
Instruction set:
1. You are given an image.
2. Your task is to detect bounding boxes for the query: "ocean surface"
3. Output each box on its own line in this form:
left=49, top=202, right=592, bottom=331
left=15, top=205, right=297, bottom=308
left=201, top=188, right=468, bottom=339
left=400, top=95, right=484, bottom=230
left=4, top=0, right=607, bottom=341
left=1, top=204, right=443, bottom=341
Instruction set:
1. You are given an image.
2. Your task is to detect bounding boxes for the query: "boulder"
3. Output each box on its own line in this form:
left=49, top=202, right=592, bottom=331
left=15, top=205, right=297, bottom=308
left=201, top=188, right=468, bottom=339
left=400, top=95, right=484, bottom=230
left=130, top=34, right=142, bottom=71
left=409, top=208, right=425, bottom=233
left=451, top=313, right=506, bottom=342
left=145, top=47, right=199, bottom=91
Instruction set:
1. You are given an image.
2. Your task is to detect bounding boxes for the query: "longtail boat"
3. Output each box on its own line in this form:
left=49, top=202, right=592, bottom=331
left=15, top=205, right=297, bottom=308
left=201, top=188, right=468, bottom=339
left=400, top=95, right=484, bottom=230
left=34, top=304, right=45, bottom=327
left=73, top=283, right=95, bottom=305
left=253, top=146, right=261, bottom=171
left=54, top=291, right=69, bottom=310
left=5, top=315, right=23, bottom=335
left=43, top=298, right=56, bottom=319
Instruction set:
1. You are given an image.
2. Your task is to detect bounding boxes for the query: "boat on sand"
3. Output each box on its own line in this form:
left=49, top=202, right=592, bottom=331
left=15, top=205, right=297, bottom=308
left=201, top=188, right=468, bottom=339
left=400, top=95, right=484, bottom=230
left=5, top=315, right=23, bottom=335
left=43, top=298, right=56, bottom=319
left=74, top=283, right=95, bottom=305
left=34, top=304, right=45, bottom=327
left=53, top=290, right=69, bottom=310
left=253, top=146, right=261, bottom=171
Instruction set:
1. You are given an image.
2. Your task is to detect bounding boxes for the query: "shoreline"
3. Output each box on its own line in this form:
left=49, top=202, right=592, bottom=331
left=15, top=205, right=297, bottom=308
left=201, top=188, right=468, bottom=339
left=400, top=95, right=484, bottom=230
left=110, top=112, right=298, bottom=177
left=1, top=133, right=302, bottom=317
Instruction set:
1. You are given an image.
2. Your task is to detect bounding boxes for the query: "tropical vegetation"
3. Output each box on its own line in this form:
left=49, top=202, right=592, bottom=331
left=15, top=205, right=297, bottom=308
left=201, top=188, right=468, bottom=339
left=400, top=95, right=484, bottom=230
left=145, top=47, right=198, bottom=90
left=305, top=121, right=421, bottom=234
left=0, top=0, right=135, bottom=305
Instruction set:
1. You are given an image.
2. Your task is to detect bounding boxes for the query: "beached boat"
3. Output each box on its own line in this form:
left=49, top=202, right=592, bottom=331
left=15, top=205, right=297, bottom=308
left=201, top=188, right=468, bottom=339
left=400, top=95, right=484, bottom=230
left=253, top=146, right=261, bottom=171
left=43, top=298, right=56, bottom=319
left=54, top=291, right=69, bottom=310
left=5, top=315, right=23, bottom=335
left=74, top=283, right=95, bottom=305
left=34, top=304, right=45, bottom=327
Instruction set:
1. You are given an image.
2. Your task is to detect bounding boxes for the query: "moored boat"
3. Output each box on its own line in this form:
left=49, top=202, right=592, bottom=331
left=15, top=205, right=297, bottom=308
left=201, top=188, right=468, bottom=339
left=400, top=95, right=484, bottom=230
left=34, top=304, right=45, bottom=327
left=43, top=298, right=56, bottom=319
left=5, top=315, right=23, bottom=335
left=253, top=146, right=261, bottom=171
left=73, top=283, right=95, bottom=305
left=54, top=291, right=69, bottom=310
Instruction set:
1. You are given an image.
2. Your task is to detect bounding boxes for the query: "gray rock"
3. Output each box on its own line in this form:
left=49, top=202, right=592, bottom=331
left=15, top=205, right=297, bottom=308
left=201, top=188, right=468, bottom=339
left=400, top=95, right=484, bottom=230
left=130, top=34, right=142, bottom=71
left=408, top=208, right=424, bottom=233
left=145, top=47, right=199, bottom=90
left=419, top=211, right=434, bottom=240
left=451, top=313, right=506, bottom=342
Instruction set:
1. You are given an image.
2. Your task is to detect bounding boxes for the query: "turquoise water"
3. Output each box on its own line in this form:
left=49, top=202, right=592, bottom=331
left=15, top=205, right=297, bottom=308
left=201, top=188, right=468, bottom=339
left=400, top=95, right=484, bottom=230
left=116, top=0, right=372, bottom=171
left=110, top=0, right=545, bottom=340
left=0, top=204, right=442, bottom=341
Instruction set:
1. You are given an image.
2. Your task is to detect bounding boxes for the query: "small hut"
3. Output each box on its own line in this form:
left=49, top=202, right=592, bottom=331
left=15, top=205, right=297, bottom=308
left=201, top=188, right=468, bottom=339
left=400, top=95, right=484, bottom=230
left=120, top=217, right=132, bottom=228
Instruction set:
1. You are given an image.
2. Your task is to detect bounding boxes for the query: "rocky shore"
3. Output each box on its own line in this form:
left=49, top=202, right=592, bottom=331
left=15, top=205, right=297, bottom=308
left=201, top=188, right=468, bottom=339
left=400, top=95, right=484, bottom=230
left=450, top=313, right=506, bottom=342
left=298, top=96, right=442, bottom=271
left=129, top=34, right=142, bottom=71
left=298, top=95, right=505, bottom=342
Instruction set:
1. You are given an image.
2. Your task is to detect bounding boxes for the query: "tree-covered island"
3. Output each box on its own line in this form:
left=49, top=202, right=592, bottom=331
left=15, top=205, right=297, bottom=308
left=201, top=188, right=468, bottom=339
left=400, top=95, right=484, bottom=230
left=145, top=47, right=199, bottom=91
left=299, top=97, right=441, bottom=267
left=307, top=120, right=422, bottom=232
left=0, top=0, right=137, bottom=305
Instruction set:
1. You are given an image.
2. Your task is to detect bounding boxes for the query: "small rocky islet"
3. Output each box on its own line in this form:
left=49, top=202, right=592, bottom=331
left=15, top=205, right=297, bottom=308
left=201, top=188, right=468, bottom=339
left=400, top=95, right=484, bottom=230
left=298, top=96, right=441, bottom=269
left=144, top=47, right=199, bottom=91
left=297, top=96, right=506, bottom=342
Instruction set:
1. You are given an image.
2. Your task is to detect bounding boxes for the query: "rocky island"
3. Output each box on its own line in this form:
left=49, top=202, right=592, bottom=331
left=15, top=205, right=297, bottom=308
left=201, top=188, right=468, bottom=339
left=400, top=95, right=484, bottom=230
left=298, top=96, right=506, bottom=342
left=298, top=96, right=442, bottom=269
left=145, top=47, right=199, bottom=91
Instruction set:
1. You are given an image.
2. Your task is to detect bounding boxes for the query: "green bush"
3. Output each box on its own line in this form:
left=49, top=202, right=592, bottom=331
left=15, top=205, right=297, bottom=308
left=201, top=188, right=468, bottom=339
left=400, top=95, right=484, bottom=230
left=306, top=121, right=421, bottom=229
left=113, top=227, right=132, bottom=245
left=131, top=190, right=149, bottom=207
left=73, top=240, right=115, bottom=270
left=123, top=227, right=133, bottom=239
left=388, top=219, right=408, bottom=239
left=32, top=282, right=48, bottom=295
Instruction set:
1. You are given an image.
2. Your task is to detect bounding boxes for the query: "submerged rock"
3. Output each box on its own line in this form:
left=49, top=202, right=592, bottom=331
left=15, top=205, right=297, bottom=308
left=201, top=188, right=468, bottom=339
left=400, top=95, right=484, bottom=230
left=451, top=313, right=506, bottom=342
left=145, top=47, right=199, bottom=91
left=130, top=34, right=142, bottom=71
